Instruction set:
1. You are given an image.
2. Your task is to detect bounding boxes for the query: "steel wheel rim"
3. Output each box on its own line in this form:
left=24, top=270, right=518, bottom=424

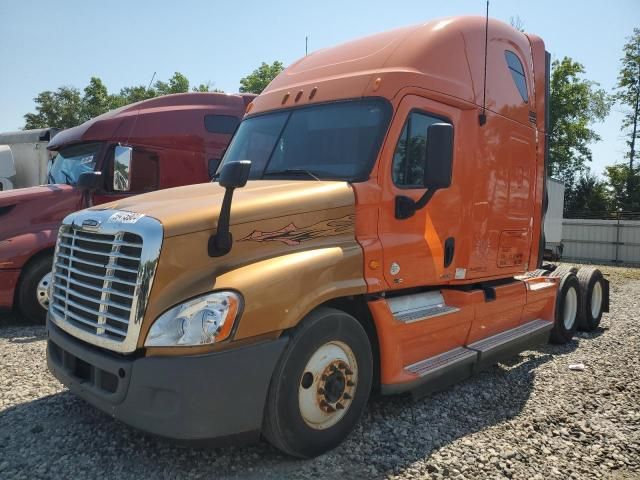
left=36, top=272, right=52, bottom=309
left=563, top=286, right=577, bottom=330
left=590, top=281, right=602, bottom=318
left=298, top=340, right=358, bottom=430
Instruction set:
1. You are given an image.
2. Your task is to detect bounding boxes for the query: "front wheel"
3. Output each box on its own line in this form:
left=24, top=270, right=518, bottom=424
left=17, top=255, right=53, bottom=324
left=263, top=307, right=373, bottom=458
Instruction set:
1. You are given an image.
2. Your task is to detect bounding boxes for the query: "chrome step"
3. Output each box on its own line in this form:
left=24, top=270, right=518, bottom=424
left=388, top=291, right=460, bottom=324
left=467, top=319, right=552, bottom=353
left=406, top=346, right=477, bottom=377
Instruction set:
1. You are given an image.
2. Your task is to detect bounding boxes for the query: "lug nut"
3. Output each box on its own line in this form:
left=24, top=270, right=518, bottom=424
left=347, top=380, right=355, bottom=387
left=343, top=392, right=352, bottom=400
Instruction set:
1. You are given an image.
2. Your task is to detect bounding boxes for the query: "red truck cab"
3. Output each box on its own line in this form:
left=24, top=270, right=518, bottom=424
left=0, top=92, right=254, bottom=322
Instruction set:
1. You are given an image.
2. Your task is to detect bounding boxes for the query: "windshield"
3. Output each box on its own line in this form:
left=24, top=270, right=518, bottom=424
left=49, top=142, right=101, bottom=185
left=220, top=98, right=391, bottom=181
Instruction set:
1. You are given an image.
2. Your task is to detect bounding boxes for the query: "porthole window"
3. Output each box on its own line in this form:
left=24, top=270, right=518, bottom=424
left=505, top=51, right=529, bottom=103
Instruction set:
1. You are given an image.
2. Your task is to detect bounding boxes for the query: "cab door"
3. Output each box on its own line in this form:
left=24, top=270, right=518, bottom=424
left=377, top=95, right=464, bottom=289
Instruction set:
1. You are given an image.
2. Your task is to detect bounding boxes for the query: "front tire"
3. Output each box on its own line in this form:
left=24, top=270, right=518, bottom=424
left=549, top=272, right=581, bottom=344
left=263, top=307, right=373, bottom=458
left=17, top=255, right=53, bottom=324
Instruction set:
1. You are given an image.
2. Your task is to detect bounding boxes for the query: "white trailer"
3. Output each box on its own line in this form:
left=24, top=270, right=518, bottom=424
left=544, top=177, right=565, bottom=260
left=0, top=145, right=16, bottom=191
left=0, top=128, right=60, bottom=189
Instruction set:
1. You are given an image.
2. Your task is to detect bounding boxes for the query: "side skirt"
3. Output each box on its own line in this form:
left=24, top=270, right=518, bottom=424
left=381, top=319, right=553, bottom=398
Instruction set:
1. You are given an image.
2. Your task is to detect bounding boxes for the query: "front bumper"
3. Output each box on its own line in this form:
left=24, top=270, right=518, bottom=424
left=0, top=268, right=20, bottom=309
left=47, top=319, right=288, bottom=444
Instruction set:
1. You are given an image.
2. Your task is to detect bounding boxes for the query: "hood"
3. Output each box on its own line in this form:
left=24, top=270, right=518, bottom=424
left=90, top=180, right=355, bottom=238
left=0, top=184, right=75, bottom=208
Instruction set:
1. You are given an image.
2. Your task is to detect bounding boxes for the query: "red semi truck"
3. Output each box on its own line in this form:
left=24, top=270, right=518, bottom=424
left=0, top=92, right=254, bottom=322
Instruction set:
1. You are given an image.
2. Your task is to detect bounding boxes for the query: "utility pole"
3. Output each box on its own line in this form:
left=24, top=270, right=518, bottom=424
left=306, top=36, right=308, bottom=56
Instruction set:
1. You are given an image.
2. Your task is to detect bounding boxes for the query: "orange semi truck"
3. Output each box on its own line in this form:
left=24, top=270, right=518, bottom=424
left=46, top=17, right=608, bottom=458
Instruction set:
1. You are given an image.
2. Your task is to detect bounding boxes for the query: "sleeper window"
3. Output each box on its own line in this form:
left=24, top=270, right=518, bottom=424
left=391, top=112, right=442, bottom=188
left=505, top=50, right=529, bottom=103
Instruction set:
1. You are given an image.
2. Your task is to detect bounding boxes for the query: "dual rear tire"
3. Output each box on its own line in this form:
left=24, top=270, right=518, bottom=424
left=547, top=266, right=606, bottom=344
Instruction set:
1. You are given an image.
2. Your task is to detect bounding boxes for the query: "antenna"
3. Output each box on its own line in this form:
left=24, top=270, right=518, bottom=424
left=305, top=36, right=308, bottom=56
left=479, top=0, right=489, bottom=126
left=125, top=71, right=156, bottom=145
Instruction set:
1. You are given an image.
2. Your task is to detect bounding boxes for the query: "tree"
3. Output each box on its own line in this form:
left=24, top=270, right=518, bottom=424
left=81, top=77, right=114, bottom=120
left=509, top=15, right=525, bottom=33
left=154, top=72, right=190, bottom=95
left=548, top=57, right=611, bottom=190
left=605, top=163, right=640, bottom=211
left=564, top=170, right=611, bottom=214
left=192, top=82, right=224, bottom=93
left=614, top=28, right=640, bottom=202
left=239, top=61, right=284, bottom=94
left=24, top=87, right=83, bottom=129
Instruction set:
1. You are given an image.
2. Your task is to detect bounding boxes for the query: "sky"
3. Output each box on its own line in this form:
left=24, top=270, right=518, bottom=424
left=0, top=0, right=638, bottom=176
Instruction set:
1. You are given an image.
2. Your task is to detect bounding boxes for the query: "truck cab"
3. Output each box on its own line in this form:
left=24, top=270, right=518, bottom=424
left=46, top=17, right=608, bottom=458
left=0, top=92, right=254, bottom=322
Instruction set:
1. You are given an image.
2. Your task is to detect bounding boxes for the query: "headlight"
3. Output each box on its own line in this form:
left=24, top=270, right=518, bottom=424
left=144, top=291, right=241, bottom=347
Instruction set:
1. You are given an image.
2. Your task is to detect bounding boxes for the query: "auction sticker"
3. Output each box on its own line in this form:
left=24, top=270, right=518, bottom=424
left=107, top=211, right=145, bottom=224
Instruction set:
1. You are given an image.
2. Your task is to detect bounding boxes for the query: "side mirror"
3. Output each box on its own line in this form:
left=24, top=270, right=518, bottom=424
left=423, top=123, right=453, bottom=190
left=113, top=145, right=133, bottom=191
left=395, top=122, right=454, bottom=220
left=218, top=160, right=251, bottom=188
left=208, top=160, right=252, bottom=257
left=77, top=171, right=103, bottom=190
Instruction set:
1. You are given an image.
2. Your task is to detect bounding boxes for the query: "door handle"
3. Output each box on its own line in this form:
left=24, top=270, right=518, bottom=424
left=444, top=237, right=455, bottom=268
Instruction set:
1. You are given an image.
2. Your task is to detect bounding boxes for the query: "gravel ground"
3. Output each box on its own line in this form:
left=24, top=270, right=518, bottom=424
left=1, top=264, right=639, bottom=479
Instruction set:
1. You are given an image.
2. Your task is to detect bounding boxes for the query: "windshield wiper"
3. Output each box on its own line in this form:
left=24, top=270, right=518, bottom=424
left=60, top=169, right=73, bottom=185
left=262, top=168, right=324, bottom=181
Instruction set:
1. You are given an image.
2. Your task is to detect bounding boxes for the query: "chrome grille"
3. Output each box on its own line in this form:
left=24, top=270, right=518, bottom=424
left=51, top=227, right=143, bottom=341
left=48, top=209, right=163, bottom=353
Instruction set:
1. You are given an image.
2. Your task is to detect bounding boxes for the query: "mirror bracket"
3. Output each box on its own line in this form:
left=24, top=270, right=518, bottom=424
left=208, top=188, right=235, bottom=257
left=395, top=189, right=437, bottom=220
left=208, top=160, right=251, bottom=257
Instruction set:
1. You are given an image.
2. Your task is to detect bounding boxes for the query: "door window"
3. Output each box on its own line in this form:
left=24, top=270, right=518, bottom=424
left=107, top=148, right=159, bottom=193
left=504, top=51, right=529, bottom=103
left=391, top=112, right=443, bottom=188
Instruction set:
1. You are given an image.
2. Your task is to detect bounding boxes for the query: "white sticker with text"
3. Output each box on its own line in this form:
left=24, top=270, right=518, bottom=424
left=107, top=211, right=145, bottom=224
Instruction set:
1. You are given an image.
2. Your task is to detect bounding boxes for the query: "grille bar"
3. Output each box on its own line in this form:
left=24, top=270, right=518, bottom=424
left=51, top=304, right=128, bottom=336
left=60, top=232, right=143, bottom=249
left=56, top=286, right=131, bottom=311
left=52, top=293, right=130, bottom=324
left=57, top=252, right=139, bottom=274
left=55, top=263, right=138, bottom=286
left=53, top=273, right=135, bottom=299
left=58, top=242, right=141, bottom=261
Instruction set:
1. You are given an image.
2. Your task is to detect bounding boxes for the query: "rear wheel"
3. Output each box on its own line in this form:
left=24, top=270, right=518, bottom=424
left=17, top=255, right=53, bottom=324
left=577, top=267, right=605, bottom=331
left=549, top=272, right=581, bottom=344
left=263, top=307, right=373, bottom=458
